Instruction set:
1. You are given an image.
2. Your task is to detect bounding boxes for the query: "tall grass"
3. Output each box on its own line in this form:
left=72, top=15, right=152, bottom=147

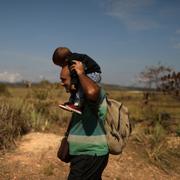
left=0, top=85, right=71, bottom=150
left=0, top=84, right=179, bottom=174
left=0, top=99, right=31, bottom=150
left=132, top=95, right=180, bottom=173
left=106, top=89, right=180, bottom=173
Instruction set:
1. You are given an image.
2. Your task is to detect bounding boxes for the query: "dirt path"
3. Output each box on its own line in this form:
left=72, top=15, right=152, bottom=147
left=0, top=132, right=179, bottom=180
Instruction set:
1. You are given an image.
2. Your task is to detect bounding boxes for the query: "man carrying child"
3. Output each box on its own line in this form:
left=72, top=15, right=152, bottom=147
left=52, top=47, right=102, bottom=114
left=52, top=47, right=109, bottom=179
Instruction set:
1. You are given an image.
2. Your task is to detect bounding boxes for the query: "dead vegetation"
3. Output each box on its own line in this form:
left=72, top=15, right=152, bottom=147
left=0, top=82, right=180, bottom=179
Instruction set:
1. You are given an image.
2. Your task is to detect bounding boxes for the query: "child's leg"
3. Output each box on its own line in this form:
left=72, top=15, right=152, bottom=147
left=68, top=93, right=76, bottom=104
left=74, top=86, right=83, bottom=106
left=67, top=73, right=79, bottom=104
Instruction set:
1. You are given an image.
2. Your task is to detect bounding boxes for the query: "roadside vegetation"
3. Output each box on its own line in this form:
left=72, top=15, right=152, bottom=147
left=0, top=82, right=71, bottom=151
left=109, top=89, right=180, bottom=173
left=0, top=80, right=179, bottom=174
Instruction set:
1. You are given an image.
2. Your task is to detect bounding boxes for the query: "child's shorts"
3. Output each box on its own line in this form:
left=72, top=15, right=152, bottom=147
left=87, top=72, right=101, bottom=83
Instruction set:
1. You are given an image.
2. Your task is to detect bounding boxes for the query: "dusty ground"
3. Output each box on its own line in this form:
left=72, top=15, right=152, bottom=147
left=0, top=131, right=179, bottom=180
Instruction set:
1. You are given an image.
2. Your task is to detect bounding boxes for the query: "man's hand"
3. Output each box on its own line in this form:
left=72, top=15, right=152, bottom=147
left=70, top=60, right=85, bottom=76
left=70, top=60, right=100, bottom=102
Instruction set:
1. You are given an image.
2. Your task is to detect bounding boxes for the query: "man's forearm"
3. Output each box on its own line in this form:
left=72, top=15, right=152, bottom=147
left=78, top=73, right=100, bottom=101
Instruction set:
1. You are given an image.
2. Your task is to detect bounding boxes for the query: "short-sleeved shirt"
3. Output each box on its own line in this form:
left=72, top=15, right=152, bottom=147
left=68, top=88, right=109, bottom=156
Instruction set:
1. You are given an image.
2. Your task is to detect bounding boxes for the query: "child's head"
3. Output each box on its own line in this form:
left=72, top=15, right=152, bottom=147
left=52, top=47, right=72, bottom=67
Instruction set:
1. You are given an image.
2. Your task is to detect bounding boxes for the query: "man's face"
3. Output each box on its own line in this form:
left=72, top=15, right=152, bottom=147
left=60, top=66, right=71, bottom=93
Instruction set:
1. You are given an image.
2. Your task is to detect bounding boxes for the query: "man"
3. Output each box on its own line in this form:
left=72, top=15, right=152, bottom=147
left=60, top=60, right=109, bottom=180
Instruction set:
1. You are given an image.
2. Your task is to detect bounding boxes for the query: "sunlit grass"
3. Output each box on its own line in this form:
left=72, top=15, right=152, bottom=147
left=0, top=83, right=180, bottom=174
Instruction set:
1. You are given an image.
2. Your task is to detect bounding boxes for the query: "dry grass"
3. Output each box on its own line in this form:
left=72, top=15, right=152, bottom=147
left=0, top=83, right=180, bottom=174
left=0, top=84, right=71, bottom=150
left=105, top=88, right=180, bottom=173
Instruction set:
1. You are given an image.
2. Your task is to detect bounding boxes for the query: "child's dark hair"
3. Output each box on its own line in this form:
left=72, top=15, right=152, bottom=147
left=52, top=47, right=72, bottom=66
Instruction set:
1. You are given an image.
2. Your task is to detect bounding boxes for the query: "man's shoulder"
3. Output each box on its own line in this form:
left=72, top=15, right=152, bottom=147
left=86, top=87, right=106, bottom=106
left=99, top=87, right=106, bottom=99
left=98, top=88, right=107, bottom=106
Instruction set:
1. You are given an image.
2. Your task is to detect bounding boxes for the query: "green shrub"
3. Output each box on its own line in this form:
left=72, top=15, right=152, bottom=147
left=30, top=110, right=50, bottom=131
left=132, top=122, right=180, bottom=173
left=33, top=100, right=51, bottom=115
left=0, top=99, right=31, bottom=150
left=141, top=105, right=159, bottom=124
left=42, top=162, right=54, bottom=176
left=0, top=84, right=10, bottom=96
left=176, top=124, right=180, bottom=136
left=151, top=122, right=166, bottom=144
left=32, top=88, right=49, bottom=100
left=0, top=98, right=52, bottom=150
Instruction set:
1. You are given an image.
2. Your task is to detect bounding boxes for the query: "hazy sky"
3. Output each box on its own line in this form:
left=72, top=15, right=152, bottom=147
left=0, top=0, right=180, bottom=85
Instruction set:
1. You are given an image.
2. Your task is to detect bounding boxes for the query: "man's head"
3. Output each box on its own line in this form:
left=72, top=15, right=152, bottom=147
left=52, top=47, right=72, bottom=67
left=60, top=65, right=71, bottom=93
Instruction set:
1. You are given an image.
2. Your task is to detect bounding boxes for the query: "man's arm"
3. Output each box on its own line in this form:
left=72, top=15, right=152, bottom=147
left=70, top=61, right=100, bottom=102
left=78, top=73, right=100, bottom=101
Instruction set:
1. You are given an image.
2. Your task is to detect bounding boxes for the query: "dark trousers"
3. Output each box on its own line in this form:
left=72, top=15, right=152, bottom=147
left=68, top=154, right=109, bottom=180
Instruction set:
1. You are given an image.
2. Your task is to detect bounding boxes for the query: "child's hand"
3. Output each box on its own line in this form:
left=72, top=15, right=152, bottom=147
left=70, top=84, right=77, bottom=91
left=70, top=60, right=85, bottom=75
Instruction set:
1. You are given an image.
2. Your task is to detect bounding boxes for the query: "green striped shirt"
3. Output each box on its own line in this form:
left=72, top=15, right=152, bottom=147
left=68, top=88, right=109, bottom=156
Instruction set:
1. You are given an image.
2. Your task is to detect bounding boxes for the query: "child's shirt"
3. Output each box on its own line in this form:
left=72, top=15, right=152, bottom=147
left=66, top=53, right=101, bottom=74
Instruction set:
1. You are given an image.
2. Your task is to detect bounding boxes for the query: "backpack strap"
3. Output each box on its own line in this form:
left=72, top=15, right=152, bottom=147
left=64, top=118, right=72, bottom=137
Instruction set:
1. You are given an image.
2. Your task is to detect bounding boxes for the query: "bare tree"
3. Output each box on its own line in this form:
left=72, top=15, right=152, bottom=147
left=161, top=71, right=180, bottom=96
left=138, top=63, right=172, bottom=89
